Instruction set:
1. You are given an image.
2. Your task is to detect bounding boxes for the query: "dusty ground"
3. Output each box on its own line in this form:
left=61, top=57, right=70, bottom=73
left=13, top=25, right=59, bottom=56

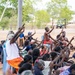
left=0, top=24, right=75, bottom=75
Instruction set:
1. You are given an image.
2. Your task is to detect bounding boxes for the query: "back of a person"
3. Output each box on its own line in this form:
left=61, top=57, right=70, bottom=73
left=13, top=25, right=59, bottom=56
left=6, top=40, right=20, bottom=60
left=18, top=63, right=33, bottom=75
left=42, top=61, right=51, bottom=75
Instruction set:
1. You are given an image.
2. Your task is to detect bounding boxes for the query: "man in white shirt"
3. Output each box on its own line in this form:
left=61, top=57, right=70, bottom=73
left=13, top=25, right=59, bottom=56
left=6, top=25, right=25, bottom=75
left=42, top=54, right=51, bottom=75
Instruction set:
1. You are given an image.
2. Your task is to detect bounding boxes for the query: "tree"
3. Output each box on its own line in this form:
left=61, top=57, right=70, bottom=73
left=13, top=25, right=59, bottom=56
left=35, top=10, right=50, bottom=28
left=47, top=0, right=74, bottom=25
left=8, top=15, right=17, bottom=30
left=59, top=6, right=74, bottom=22
left=22, top=0, right=34, bottom=22
left=0, top=0, right=17, bottom=29
left=0, top=17, right=9, bottom=30
left=0, top=6, right=4, bottom=16
left=0, top=0, right=18, bottom=9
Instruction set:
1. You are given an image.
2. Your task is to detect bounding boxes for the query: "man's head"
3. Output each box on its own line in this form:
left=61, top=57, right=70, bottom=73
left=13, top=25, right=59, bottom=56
left=42, top=53, right=50, bottom=61
left=35, top=59, right=45, bottom=70
left=24, top=55, right=33, bottom=64
left=7, top=31, right=14, bottom=35
left=54, top=46, right=61, bottom=53
left=45, top=27, right=49, bottom=32
left=70, top=64, right=75, bottom=74
left=7, top=31, right=14, bottom=40
left=18, top=63, right=32, bottom=74
left=62, top=31, right=66, bottom=37
left=28, top=32, right=32, bottom=35
left=50, top=52, right=57, bottom=61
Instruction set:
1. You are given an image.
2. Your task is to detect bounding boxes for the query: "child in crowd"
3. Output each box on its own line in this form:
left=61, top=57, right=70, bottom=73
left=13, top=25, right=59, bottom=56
left=3, top=25, right=75, bottom=75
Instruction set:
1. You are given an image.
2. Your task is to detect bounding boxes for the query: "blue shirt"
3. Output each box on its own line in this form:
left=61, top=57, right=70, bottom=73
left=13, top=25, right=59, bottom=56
left=19, top=33, right=24, bottom=38
left=34, top=64, right=43, bottom=75
left=59, top=68, right=71, bottom=75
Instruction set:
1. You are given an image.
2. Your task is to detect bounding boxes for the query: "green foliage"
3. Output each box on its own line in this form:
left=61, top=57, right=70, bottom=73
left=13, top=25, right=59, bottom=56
left=4, top=8, right=16, bottom=18
left=0, top=0, right=74, bottom=29
left=22, top=0, right=34, bottom=22
left=10, top=0, right=18, bottom=9
left=0, top=0, right=17, bottom=29
left=35, top=10, right=50, bottom=28
left=0, top=0, right=6, bottom=4
left=0, top=6, right=4, bottom=16
left=0, top=17, right=9, bottom=30
left=8, top=15, right=17, bottom=30
left=47, top=0, right=74, bottom=22
left=35, top=10, right=50, bottom=23
left=0, top=0, right=18, bottom=9
left=59, top=6, right=74, bottom=21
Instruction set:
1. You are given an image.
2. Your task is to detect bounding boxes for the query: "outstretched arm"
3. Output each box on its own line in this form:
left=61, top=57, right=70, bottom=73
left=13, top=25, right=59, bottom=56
left=66, top=36, right=74, bottom=47
left=49, top=26, right=54, bottom=33
left=45, top=26, right=54, bottom=34
left=49, top=35, right=57, bottom=43
left=66, top=39, right=74, bottom=48
left=58, top=28, right=64, bottom=35
left=28, top=31, right=36, bottom=37
left=10, top=24, right=25, bottom=44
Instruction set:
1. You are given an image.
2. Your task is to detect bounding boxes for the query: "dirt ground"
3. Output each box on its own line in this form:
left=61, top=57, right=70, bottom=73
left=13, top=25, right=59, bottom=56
left=0, top=24, right=75, bottom=75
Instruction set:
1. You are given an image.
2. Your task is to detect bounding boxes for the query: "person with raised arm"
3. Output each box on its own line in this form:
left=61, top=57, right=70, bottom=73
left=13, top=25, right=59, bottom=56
left=48, top=36, right=75, bottom=75
left=43, top=26, right=54, bottom=51
left=5, top=24, right=25, bottom=75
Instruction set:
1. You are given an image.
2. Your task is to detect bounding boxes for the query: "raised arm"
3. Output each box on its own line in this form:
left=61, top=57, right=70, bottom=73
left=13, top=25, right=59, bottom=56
left=66, top=39, right=74, bottom=48
left=28, top=31, right=36, bottom=37
left=58, top=28, right=64, bottom=35
left=66, top=36, right=74, bottom=47
left=49, top=26, right=54, bottom=33
left=45, top=26, right=54, bottom=34
left=49, top=35, right=57, bottom=44
left=10, top=24, right=25, bottom=44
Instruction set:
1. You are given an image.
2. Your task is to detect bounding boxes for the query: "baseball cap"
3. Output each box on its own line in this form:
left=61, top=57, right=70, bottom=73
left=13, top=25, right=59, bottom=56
left=28, top=32, right=32, bottom=35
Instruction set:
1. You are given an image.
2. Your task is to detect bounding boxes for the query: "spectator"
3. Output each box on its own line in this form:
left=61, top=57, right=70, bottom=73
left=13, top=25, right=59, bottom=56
left=34, top=59, right=45, bottom=75
left=18, top=63, right=33, bottom=75
left=59, top=64, right=75, bottom=75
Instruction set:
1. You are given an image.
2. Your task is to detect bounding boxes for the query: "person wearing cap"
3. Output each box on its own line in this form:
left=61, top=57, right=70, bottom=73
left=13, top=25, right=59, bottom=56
left=5, top=25, right=25, bottom=75
left=2, top=31, right=14, bottom=75
left=27, top=31, right=36, bottom=42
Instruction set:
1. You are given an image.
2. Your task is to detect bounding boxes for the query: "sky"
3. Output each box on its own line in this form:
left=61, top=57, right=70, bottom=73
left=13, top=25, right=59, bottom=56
left=35, top=0, right=75, bottom=11
left=68, top=0, right=75, bottom=11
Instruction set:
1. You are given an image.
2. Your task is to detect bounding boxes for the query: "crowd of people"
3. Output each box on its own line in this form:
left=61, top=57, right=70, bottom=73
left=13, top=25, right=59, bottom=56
left=0, top=25, right=75, bottom=75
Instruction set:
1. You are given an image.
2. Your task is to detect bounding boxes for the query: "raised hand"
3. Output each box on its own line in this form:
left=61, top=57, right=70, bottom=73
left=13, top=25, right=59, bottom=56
left=18, top=24, right=25, bottom=32
left=72, top=36, right=74, bottom=40
left=61, top=28, right=64, bottom=33
left=67, top=36, right=74, bottom=47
